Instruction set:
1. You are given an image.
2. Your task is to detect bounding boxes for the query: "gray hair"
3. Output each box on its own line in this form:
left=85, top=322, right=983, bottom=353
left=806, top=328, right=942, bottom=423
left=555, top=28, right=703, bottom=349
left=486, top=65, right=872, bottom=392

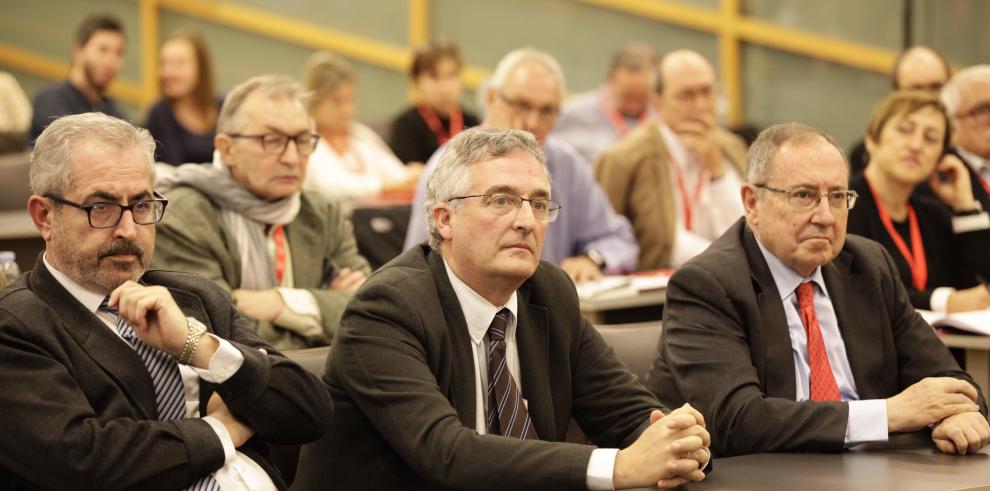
left=30, top=112, right=155, bottom=195
left=424, top=127, right=548, bottom=249
left=217, top=74, right=307, bottom=134
left=488, top=48, right=567, bottom=101
left=941, top=65, right=990, bottom=117
left=745, top=122, right=845, bottom=183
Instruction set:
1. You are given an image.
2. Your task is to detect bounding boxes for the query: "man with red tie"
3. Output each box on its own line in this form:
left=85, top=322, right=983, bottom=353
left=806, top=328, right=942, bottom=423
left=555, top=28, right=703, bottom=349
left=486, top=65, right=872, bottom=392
left=646, top=122, right=990, bottom=457
left=304, top=127, right=711, bottom=490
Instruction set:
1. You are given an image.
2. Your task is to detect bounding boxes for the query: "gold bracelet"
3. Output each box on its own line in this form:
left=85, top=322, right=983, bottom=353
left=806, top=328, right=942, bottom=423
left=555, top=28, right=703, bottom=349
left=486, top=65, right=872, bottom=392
left=178, top=317, right=208, bottom=365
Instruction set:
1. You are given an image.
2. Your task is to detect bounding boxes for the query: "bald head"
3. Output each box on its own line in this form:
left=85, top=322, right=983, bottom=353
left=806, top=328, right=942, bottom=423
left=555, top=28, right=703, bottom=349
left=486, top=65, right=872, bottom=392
left=893, top=46, right=950, bottom=93
left=655, top=50, right=717, bottom=132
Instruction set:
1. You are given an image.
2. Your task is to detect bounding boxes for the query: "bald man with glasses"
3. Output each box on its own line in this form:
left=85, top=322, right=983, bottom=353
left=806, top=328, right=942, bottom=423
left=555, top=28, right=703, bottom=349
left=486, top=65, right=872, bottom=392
left=647, top=122, right=989, bottom=457
left=152, top=74, right=371, bottom=350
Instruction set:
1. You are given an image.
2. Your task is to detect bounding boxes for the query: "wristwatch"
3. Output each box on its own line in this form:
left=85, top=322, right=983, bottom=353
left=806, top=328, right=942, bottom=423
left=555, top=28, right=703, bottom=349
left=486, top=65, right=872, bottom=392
left=586, top=249, right=607, bottom=271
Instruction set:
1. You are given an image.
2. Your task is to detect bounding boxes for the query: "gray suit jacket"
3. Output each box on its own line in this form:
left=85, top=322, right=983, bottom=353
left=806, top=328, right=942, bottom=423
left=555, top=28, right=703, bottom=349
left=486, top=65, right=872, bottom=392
left=647, top=219, right=988, bottom=456
left=299, top=245, right=662, bottom=490
left=0, top=255, right=332, bottom=490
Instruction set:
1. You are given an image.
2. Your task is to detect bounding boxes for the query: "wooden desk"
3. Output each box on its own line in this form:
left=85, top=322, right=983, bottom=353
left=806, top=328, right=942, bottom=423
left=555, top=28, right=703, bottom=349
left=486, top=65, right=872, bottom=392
left=941, top=333, right=990, bottom=398
left=674, top=433, right=990, bottom=491
left=579, top=289, right=665, bottom=324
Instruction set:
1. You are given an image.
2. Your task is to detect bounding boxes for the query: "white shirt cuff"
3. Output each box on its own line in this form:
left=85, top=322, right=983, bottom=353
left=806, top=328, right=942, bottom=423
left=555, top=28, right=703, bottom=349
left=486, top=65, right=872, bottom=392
left=930, top=287, right=955, bottom=313
left=952, top=212, right=990, bottom=233
left=845, top=399, right=889, bottom=446
left=203, top=415, right=237, bottom=465
left=587, top=448, right=618, bottom=491
left=192, top=335, right=244, bottom=383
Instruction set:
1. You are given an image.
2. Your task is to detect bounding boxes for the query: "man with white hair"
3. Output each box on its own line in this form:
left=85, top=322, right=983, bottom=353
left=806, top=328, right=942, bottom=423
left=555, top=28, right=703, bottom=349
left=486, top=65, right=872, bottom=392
left=942, top=65, right=990, bottom=211
left=306, top=126, right=710, bottom=490
left=153, top=75, right=371, bottom=350
left=1, top=112, right=331, bottom=488
left=405, top=48, right=638, bottom=283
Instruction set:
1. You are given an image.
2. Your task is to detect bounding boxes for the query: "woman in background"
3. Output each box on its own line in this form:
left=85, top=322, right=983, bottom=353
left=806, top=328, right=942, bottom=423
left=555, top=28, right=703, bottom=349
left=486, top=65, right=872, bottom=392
left=145, top=32, right=220, bottom=165
left=388, top=39, right=479, bottom=165
left=302, top=51, right=421, bottom=206
left=848, top=90, right=990, bottom=312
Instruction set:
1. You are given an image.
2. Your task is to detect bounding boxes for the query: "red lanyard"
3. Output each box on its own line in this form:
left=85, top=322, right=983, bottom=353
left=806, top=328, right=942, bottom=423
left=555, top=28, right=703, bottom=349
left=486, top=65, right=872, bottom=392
left=417, top=104, right=463, bottom=145
left=272, top=224, right=287, bottom=286
left=865, top=178, right=927, bottom=291
left=599, top=89, right=648, bottom=137
left=669, top=152, right=708, bottom=231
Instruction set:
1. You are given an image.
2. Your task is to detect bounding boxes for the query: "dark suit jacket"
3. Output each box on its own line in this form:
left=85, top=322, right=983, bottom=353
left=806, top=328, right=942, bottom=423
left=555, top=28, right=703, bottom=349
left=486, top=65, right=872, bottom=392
left=0, top=255, right=332, bottom=490
left=299, top=245, right=662, bottom=490
left=646, top=219, right=987, bottom=457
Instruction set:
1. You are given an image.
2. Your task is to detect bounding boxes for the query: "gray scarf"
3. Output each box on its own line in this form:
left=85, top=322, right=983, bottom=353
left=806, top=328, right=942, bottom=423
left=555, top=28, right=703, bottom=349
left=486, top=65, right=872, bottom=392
left=156, top=153, right=301, bottom=290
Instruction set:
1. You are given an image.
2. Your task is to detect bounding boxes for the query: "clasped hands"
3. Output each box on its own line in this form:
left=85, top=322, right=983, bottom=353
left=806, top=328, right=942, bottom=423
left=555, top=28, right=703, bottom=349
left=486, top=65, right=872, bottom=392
left=614, top=403, right=710, bottom=489
left=886, top=377, right=990, bottom=454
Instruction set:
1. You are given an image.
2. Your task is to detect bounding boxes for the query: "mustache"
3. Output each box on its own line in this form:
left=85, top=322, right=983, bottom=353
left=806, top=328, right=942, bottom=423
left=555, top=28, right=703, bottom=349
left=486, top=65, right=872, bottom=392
left=98, top=241, right=144, bottom=260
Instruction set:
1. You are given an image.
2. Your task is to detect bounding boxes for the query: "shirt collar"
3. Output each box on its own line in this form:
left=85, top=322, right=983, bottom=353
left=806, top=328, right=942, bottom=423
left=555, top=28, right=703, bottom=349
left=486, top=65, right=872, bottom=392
left=957, top=148, right=989, bottom=173
left=42, top=252, right=108, bottom=313
left=753, top=234, right=828, bottom=302
left=442, top=257, right=519, bottom=345
left=658, top=122, right=691, bottom=168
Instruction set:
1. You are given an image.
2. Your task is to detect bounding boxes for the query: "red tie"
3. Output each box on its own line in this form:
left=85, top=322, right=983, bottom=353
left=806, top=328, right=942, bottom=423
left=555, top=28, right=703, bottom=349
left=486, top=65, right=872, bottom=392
left=795, top=282, right=841, bottom=401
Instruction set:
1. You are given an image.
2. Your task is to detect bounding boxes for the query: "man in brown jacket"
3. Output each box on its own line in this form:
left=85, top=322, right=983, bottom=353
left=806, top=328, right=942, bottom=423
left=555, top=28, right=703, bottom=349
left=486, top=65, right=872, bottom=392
left=595, top=50, right=747, bottom=270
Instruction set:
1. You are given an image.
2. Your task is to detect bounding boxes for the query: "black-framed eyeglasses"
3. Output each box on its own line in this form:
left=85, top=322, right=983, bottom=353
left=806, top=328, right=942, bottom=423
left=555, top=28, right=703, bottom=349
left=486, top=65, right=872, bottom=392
left=227, top=132, right=320, bottom=156
left=447, top=193, right=562, bottom=222
left=45, top=191, right=169, bottom=229
left=496, top=91, right=559, bottom=121
left=754, top=184, right=858, bottom=210
left=957, top=102, right=990, bottom=124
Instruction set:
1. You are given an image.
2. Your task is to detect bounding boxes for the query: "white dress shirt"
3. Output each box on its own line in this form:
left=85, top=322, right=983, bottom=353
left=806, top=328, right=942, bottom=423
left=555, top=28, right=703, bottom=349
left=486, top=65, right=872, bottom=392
left=754, top=239, right=889, bottom=445
left=44, top=254, right=276, bottom=490
left=442, top=259, right=619, bottom=490
left=658, top=124, right=745, bottom=266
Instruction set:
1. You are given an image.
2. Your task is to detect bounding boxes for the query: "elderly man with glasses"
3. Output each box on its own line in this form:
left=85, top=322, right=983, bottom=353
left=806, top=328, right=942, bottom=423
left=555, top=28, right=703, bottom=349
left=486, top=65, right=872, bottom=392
left=300, top=126, right=711, bottom=490
left=152, top=74, right=371, bottom=350
left=405, top=48, right=639, bottom=283
left=646, top=122, right=989, bottom=457
left=1, top=112, right=331, bottom=489
left=943, top=65, right=990, bottom=211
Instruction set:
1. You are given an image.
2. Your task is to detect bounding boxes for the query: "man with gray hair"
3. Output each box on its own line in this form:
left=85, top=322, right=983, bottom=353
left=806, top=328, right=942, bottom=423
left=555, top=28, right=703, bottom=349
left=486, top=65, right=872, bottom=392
left=647, top=122, right=989, bottom=457
left=405, top=48, right=639, bottom=283
left=303, top=126, right=711, bottom=490
left=552, top=42, right=658, bottom=162
left=0, top=112, right=331, bottom=488
left=943, top=65, right=990, bottom=211
left=152, top=74, right=371, bottom=350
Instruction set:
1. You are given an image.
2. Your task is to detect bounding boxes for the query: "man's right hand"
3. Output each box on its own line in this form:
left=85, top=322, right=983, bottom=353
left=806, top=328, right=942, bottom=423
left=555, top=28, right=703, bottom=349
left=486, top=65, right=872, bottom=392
left=207, top=393, right=255, bottom=448
left=232, top=289, right=285, bottom=322
left=946, top=286, right=990, bottom=313
left=612, top=404, right=710, bottom=489
left=329, top=267, right=366, bottom=292
left=886, top=377, right=981, bottom=433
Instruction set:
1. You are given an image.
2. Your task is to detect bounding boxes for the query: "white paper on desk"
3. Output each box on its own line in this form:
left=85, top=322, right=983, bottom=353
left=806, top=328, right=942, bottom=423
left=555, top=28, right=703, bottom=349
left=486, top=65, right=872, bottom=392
left=917, top=309, right=990, bottom=336
left=630, top=275, right=669, bottom=292
left=576, top=276, right=635, bottom=301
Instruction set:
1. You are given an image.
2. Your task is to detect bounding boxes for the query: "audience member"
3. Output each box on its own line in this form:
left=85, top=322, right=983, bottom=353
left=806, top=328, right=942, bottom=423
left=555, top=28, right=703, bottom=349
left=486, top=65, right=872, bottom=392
left=152, top=75, right=371, bottom=350
left=28, top=14, right=128, bottom=143
left=405, top=48, right=639, bottom=282
left=145, top=31, right=221, bottom=165
left=647, top=122, right=990, bottom=457
left=849, top=91, right=990, bottom=312
left=848, top=46, right=952, bottom=174
left=300, top=127, right=709, bottom=490
left=302, top=51, right=422, bottom=206
left=0, top=112, right=331, bottom=488
left=943, top=65, right=990, bottom=211
left=389, top=39, right=480, bottom=165
left=553, top=42, right=657, bottom=162
left=0, top=71, right=31, bottom=153
left=595, top=49, right=747, bottom=270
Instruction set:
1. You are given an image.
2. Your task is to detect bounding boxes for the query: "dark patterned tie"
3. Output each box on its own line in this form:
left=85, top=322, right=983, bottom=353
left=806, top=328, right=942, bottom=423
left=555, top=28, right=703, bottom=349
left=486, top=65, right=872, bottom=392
left=100, top=299, right=222, bottom=491
left=486, top=308, right=538, bottom=439
left=795, top=283, right=841, bottom=401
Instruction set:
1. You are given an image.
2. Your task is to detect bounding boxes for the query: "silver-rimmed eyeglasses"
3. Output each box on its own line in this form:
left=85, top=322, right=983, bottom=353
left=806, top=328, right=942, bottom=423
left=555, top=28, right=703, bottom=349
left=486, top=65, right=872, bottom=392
left=447, top=193, right=561, bottom=222
left=755, top=184, right=858, bottom=210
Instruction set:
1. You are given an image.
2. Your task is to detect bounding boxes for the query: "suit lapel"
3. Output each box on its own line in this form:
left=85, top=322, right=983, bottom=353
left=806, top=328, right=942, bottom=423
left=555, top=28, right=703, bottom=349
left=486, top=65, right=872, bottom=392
left=29, top=257, right=158, bottom=419
left=514, top=282, right=554, bottom=439
left=823, top=251, right=878, bottom=399
left=164, top=284, right=215, bottom=414
left=427, top=251, right=478, bottom=429
left=284, top=204, right=322, bottom=288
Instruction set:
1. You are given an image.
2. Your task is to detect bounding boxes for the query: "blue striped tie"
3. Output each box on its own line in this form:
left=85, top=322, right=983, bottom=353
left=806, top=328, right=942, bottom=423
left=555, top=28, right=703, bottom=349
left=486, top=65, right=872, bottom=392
left=100, top=299, right=222, bottom=491
left=486, top=308, right=538, bottom=439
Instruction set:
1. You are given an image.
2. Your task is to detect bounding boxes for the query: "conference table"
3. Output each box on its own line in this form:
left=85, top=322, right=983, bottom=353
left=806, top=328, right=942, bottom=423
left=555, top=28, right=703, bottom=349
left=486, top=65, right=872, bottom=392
left=666, top=433, right=989, bottom=491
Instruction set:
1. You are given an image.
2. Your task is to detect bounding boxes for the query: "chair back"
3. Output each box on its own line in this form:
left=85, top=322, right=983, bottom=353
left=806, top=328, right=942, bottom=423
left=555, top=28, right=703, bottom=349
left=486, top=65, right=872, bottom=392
left=271, top=346, right=331, bottom=487
left=594, top=321, right=662, bottom=382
